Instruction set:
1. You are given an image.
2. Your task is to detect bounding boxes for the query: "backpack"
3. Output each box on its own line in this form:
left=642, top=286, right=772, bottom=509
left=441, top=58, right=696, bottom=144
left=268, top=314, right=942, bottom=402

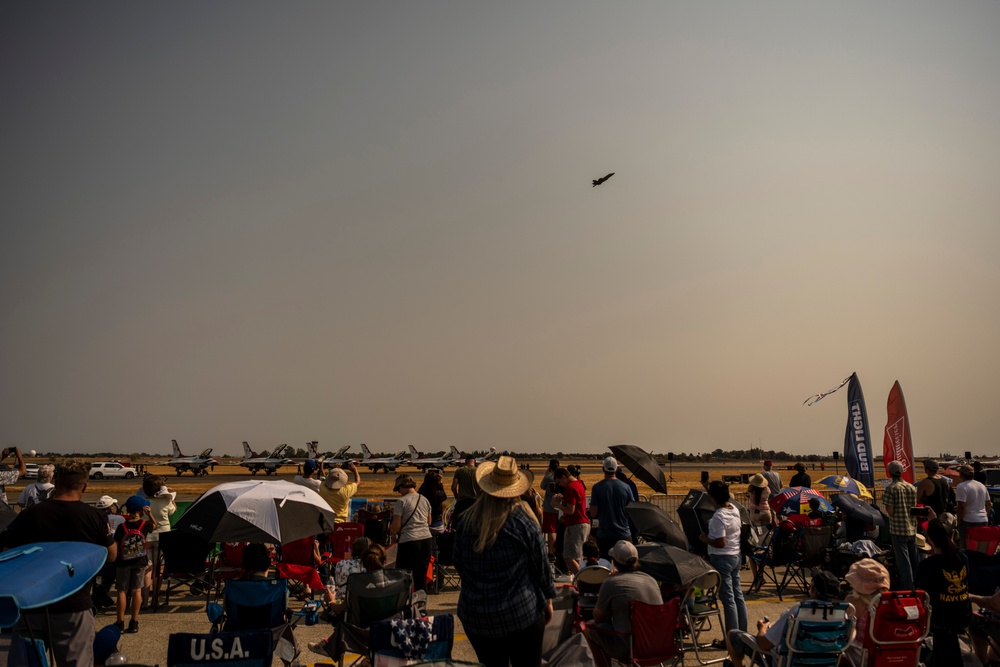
left=119, top=520, right=148, bottom=562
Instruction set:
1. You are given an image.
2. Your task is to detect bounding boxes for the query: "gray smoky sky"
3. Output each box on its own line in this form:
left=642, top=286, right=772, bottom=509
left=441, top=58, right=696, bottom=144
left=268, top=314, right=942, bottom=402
left=2, top=2, right=999, bottom=458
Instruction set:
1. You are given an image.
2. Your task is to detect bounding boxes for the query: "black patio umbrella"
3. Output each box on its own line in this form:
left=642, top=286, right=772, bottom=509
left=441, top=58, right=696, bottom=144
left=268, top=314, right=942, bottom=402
left=676, top=489, right=751, bottom=556
left=609, top=444, right=667, bottom=494
left=831, top=493, right=885, bottom=526
left=636, top=542, right=712, bottom=587
left=626, top=501, right=687, bottom=549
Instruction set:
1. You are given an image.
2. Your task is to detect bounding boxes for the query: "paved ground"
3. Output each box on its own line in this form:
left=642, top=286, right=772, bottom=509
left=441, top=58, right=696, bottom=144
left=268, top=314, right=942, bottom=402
left=0, top=578, right=803, bottom=666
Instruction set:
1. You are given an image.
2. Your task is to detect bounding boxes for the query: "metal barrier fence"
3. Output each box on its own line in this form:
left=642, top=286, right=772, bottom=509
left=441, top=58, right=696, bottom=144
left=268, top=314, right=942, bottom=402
left=647, top=487, right=885, bottom=519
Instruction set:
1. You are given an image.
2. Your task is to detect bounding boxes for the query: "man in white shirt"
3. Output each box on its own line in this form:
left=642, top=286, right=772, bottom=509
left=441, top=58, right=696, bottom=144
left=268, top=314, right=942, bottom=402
left=699, top=481, right=747, bottom=643
left=293, top=459, right=323, bottom=491
left=955, top=464, right=992, bottom=544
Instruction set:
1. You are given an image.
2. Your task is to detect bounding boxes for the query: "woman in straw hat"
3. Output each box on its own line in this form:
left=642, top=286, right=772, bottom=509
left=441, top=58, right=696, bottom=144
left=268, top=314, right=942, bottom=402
left=746, top=474, right=774, bottom=583
left=454, top=456, right=556, bottom=667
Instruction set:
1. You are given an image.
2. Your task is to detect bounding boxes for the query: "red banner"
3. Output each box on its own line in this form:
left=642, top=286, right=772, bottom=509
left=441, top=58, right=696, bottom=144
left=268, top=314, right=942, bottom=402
left=882, top=380, right=915, bottom=483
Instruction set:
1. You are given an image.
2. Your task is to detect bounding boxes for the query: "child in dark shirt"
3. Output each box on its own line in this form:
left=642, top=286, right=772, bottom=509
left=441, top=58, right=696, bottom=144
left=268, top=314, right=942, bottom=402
left=113, top=495, right=157, bottom=633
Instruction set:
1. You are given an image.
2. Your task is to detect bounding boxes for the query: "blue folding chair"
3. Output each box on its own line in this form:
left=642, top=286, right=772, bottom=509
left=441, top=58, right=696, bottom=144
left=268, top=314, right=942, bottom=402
left=209, top=579, right=301, bottom=666
left=213, top=579, right=287, bottom=632
left=168, top=630, right=271, bottom=667
left=749, top=601, right=855, bottom=667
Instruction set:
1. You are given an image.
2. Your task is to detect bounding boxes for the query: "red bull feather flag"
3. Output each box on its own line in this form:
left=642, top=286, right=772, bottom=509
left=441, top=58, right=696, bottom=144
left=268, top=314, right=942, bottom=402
left=882, top=380, right=915, bottom=483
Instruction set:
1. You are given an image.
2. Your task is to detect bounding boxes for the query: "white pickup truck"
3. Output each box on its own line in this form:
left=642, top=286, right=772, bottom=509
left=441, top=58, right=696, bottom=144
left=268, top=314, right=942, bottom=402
left=89, top=462, right=138, bottom=480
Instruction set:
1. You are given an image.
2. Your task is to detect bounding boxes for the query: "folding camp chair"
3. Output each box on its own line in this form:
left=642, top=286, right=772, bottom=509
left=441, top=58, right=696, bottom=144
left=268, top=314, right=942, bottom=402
left=157, top=531, right=214, bottom=610
left=168, top=630, right=272, bottom=667
left=369, top=614, right=455, bottom=667
left=681, top=569, right=725, bottom=665
left=748, top=601, right=855, bottom=667
left=777, top=526, right=831, bottom=601
left=965, top=549, right=1000, bottom=596
left=748, top=522, right=805, bottom=601
left=212, top=542, right=249, bottom=584
left=328, top=523, right=366, bottom=565
left=358, top=510, right=392, bottom=547
left=966, top=526, right=1000, bottom=555
left=575, top=564, right=612, bottom=622
left=277, top=537, right=326, bottom=599
left=209, top=578, right=303, bottom=667
left=431, top=532, right=461, bottom=594
left=857, top=590, right=930, bottom=667
left=323, top=569, right=415, bottom=667
left=588, top=597, right=683, bottom=667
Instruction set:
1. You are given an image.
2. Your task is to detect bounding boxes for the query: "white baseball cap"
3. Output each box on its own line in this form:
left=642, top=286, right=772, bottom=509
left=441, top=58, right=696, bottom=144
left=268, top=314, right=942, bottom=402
left=603, top=456, right=619, bottom=473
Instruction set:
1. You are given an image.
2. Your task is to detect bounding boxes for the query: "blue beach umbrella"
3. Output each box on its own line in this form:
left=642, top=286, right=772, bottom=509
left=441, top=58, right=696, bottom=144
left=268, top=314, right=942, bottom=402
left=816, top=475, right=873, bottom=499
left=0, top=542, right=108, bottom=626
left=768, top=486, right=833, bottom=519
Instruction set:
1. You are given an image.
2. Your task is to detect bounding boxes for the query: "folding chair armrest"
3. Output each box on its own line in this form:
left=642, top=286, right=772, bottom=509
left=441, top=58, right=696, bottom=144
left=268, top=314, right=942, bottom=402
left=586, top=621, right=630, bottom=639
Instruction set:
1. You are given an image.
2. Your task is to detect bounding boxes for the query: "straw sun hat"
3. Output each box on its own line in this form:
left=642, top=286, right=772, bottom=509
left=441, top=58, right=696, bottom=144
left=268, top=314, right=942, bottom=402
left=749, top=474, right=768, bottom=488
left=475, top=455, right=532, bottom=498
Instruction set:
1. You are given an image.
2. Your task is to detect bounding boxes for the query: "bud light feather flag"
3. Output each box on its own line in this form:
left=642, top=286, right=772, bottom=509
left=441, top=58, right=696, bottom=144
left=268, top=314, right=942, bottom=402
left=843, top=373, right=874, bottom=488
left=883, top=380, right=915, bottom=483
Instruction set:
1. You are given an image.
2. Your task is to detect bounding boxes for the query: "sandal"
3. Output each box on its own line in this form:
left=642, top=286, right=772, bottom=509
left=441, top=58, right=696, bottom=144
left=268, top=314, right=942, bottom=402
left=711, top=639, right=728, bottom=650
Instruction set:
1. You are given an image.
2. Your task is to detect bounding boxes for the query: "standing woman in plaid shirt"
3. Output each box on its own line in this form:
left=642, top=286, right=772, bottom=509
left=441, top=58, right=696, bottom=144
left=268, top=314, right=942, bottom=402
left=454, top=456, right=556, bottom=667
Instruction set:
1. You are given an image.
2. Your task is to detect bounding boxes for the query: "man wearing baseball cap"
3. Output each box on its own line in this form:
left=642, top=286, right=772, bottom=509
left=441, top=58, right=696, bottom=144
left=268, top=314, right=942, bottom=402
left=293, top=458, right=323, bottom=492
left=585, top=540, right=662, bottom=666
left=588, top=456, right=633, bottom=558
left=883, top=460, right=918, bottom=590
left=956, top=464, right=992, bottom=543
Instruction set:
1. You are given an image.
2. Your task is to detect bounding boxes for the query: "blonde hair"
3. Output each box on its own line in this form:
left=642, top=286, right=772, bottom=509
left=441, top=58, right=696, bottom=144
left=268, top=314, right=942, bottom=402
left=460, top=493, right=538, bottom=553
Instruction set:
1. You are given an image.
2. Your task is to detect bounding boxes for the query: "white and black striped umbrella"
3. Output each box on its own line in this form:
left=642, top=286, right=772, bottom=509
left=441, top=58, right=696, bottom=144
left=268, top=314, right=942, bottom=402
left=174, top=480, right=336, bottom=544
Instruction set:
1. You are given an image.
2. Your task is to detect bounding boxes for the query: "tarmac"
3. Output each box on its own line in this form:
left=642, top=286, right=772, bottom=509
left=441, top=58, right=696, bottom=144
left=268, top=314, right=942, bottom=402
left=0, top=576, right=801, bottom=666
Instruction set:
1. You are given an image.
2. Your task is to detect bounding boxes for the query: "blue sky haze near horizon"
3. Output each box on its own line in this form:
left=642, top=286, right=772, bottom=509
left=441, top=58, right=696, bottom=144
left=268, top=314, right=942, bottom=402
left=2, top=2, right=999, bottom=459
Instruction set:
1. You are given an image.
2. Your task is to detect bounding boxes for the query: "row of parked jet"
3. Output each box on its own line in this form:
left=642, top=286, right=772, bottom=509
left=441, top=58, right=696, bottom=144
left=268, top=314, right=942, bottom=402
left=165, top=440, right=498, bottom=477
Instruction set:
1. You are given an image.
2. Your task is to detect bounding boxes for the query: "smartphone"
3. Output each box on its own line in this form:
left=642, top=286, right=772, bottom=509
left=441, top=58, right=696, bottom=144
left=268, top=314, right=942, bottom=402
left=909, top=506, right=930, bottom=517
left=700, top=471, right=709, bottom=485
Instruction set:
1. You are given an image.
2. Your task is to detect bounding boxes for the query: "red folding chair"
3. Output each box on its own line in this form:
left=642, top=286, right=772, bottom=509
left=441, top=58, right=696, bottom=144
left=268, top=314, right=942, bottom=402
left=327, top=522, right=365, bottom=565
left=213, top=542, right=249, bottom=584
left=276, top=537, right=325, bottom=597
left=589, top=597, right=683, bottom=667
left=966, top=526, right=1000, bottom=555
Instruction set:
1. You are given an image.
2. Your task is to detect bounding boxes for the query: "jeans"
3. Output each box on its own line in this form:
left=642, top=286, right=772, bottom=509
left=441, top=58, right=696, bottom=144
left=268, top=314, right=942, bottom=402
left=891, top=534, right=918, bottom=590
left=710, top=553, right=748, bottom=634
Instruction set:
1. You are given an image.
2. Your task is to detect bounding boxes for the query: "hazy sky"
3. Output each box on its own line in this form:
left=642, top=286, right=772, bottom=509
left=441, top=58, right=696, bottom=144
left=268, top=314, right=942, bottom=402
left=2, top=2, right=999, bottom=458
